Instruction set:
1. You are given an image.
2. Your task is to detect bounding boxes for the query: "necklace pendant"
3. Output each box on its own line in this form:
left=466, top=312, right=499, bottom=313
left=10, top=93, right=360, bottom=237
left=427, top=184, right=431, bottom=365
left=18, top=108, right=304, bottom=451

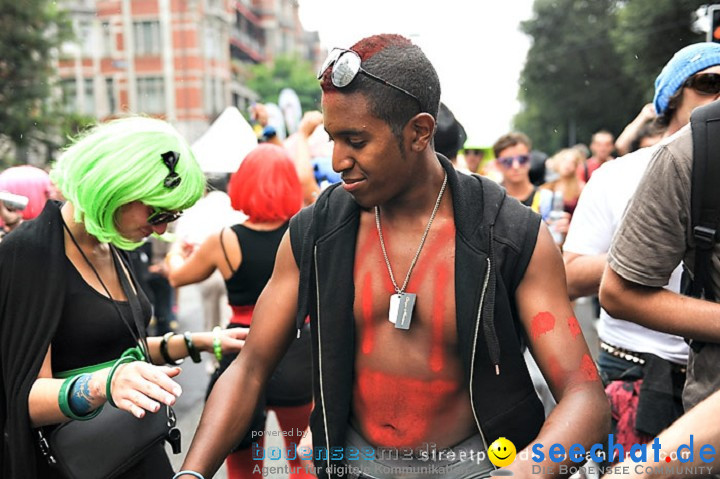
left=389, top=292, right=416, bottom=330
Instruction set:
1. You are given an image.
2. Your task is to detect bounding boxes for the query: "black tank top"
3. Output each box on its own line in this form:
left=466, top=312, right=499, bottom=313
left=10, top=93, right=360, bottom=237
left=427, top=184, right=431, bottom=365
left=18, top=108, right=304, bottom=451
left=224, top=223, right=288, bottom=306
left=52, top=255, right=152, bottom=373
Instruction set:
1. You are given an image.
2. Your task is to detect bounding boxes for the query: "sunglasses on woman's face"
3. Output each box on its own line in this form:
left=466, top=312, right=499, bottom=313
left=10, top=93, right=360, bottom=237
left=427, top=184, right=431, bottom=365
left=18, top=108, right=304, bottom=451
left=317, top=48, right=422, bottom=110
left=497, top=154, right=530, bottom=169
left=147, top=207, right=183, bottom=226
left=684, top=73, right=720, bottom=96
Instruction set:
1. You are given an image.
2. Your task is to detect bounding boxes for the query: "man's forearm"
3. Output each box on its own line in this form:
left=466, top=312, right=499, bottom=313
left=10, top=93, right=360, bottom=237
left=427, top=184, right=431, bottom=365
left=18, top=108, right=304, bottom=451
left=180, top=358, right=264, bottom=476
left=600, top=266, right=720, bottom=342
left=508, top=384, right=610, bottom=478
left=564, top=253, right=607, bottom=300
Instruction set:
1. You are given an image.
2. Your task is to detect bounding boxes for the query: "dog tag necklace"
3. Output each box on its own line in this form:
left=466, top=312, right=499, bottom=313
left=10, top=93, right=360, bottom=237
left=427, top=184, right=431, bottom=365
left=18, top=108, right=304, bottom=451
left=375, top=171, right=448, bottom=330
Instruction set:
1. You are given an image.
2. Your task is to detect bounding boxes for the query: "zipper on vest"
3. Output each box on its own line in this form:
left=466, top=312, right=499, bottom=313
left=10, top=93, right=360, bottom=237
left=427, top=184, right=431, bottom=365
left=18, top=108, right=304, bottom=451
left=314, top=246, right=332, bottom=474
left=469, top=257, right=493, bottom=465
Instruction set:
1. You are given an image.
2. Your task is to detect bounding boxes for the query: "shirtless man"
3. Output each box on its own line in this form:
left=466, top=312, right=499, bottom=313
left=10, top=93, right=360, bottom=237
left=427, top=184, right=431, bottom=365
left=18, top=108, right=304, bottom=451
left=176, top=34, right=608, bottom=479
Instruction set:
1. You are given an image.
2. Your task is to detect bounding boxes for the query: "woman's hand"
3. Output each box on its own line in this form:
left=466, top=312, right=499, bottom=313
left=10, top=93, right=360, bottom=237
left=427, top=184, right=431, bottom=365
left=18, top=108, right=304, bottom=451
left=108, top=362, right=183, bottom=418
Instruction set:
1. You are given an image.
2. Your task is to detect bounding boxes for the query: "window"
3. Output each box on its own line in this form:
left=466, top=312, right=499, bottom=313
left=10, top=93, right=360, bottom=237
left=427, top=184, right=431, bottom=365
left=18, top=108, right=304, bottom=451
left=133, top=21, right=161, bottom=56
left=136, top=77, right=165, bottom=114
left=207, top=0, right=223, bottom=10
left=83, top=78, right=95, bottom=115
left=106, top=77, right=116, bottom=114
left=77, top=19, right=94, bottom=57
left=204, top=24, right=220, bottom=59
left=204, top=77, right=225, bottom=115
left=101, top=22, right=113, bottom=56
left=61, top=79, right=77, bottom=112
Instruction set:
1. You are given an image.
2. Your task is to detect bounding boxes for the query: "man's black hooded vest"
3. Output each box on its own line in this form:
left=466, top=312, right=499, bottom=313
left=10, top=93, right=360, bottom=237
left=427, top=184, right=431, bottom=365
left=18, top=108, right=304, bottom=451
left=289, top=155, right=545, bottom=478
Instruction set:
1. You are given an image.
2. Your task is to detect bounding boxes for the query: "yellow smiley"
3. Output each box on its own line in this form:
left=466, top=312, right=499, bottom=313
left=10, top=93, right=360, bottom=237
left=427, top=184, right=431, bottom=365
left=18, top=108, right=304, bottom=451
left=488, top=437, right=517, bottom=468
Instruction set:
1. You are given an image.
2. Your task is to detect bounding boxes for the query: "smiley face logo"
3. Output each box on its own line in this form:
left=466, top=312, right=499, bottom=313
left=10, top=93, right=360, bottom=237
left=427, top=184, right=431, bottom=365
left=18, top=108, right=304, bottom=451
left=488, top=437, right=516, bottom=468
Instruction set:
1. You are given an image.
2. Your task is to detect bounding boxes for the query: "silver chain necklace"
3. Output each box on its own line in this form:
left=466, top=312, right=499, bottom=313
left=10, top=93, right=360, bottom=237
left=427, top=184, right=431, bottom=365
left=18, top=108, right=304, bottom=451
left=374, top=171, right=448, bottom=330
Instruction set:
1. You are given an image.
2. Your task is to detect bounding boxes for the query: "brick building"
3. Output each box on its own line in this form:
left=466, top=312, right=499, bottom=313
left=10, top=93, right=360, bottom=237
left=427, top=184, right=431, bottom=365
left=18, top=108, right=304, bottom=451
left=58, top=0, right=320, bottom=142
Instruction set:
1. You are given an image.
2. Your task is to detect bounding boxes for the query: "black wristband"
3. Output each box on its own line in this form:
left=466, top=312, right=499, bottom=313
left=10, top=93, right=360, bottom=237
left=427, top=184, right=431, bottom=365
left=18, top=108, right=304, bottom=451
left=183, top=331, right=202, bottom=363
left=160, top=332, right=184, bottom=365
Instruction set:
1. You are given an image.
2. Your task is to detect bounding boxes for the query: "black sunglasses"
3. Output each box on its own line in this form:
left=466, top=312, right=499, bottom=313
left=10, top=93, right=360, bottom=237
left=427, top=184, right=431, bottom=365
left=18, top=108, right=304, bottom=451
left=497, top=155, right=530, bottom=169
left=147, top=207, right=183, bottom=226
left=317, top=48, right=422, bottom=110
left=684, top=73, right=720, bottom=96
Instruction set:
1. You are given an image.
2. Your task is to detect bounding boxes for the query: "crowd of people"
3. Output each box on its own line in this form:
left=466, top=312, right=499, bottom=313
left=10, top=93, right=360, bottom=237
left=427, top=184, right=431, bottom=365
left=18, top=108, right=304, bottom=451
left=2, top=30, right=720, bottom=479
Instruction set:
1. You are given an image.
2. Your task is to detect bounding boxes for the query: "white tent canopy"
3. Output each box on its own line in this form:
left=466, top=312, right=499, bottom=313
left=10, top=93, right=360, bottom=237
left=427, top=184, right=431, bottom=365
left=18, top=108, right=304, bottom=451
left=191, top=106, right=258, bottom=173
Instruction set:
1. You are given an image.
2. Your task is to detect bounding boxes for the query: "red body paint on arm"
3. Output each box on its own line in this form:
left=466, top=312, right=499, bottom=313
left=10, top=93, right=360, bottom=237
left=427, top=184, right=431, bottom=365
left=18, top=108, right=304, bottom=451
left=579, top=353, right=600, bottom=382
left=567, top=316, right=582, bottom=339
left=530, top=312, right=555, bottom=340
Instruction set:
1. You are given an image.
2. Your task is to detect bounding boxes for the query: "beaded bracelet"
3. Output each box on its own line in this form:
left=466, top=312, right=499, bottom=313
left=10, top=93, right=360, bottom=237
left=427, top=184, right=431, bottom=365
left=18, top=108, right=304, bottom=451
left=183, top=331, right=202, bottom=363
left=172, top=471, right=205, bottom=479
left=212, top=326, right=223, bottom=362
left=161, top=332, right=184, bottom=365
left=58, top=375, right=103, bottom=421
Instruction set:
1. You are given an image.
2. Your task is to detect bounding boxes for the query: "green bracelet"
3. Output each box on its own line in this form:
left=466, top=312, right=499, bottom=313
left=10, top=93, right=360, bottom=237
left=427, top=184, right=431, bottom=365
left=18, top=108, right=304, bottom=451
left=58, top=375, right=103, bottom=421
left=183, top=331, right=202, bottom=363
left=212, top=326, right=223, bottom=361
left=105, top=348, right=145, bottom=408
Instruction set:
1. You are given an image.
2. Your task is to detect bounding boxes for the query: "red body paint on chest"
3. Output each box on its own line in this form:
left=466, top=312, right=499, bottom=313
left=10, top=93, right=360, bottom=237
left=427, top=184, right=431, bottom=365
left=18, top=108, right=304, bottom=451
left=530, top=312, right=555, bottom=340
left=567, top=316, right=582, bottom=339
left=430, top=265, right=450, bottom=372
left=354, top=368, right=457, bottom=448
left=360, top=272, right=375, bottom=355
left=405, top=221, right=455, bottom=290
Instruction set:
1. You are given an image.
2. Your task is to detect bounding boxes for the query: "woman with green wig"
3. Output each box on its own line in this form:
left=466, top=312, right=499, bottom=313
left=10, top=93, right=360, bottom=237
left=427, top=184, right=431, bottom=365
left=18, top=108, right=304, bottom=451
left=0, top=116, right=248, bottom=478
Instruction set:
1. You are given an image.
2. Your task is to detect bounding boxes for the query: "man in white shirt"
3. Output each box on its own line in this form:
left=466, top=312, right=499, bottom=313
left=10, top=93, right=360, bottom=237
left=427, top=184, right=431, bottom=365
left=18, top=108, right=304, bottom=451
left=562, top=42, right=720, bottom=457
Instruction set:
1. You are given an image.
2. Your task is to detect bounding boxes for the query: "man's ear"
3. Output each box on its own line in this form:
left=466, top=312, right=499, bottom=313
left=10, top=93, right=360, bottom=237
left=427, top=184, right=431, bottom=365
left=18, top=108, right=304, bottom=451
left=406, top=113, right=436, bottom=152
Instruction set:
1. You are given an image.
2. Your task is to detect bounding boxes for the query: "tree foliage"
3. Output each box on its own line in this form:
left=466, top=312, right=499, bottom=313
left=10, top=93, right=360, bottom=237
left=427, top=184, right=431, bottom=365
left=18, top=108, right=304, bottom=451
left=612, top=0, right=708, bottom=101
left=515, top=0, right=708, bottom=154
left=0, top=0, right=71, bottom=155
left=246, top=54, right=321, bottom=113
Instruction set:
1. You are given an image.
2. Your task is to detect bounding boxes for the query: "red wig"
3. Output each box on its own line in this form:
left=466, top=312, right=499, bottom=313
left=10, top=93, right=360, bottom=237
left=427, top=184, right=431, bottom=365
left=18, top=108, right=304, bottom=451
left=0, top=166, right=51, bottom=220
left=228, top=144, right=302, bottom=223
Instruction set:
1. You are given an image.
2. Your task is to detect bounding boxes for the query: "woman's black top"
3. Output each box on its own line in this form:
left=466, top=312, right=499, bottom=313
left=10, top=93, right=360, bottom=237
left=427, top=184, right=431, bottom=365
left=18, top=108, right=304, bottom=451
left=224, top=223, right=288, bottom=306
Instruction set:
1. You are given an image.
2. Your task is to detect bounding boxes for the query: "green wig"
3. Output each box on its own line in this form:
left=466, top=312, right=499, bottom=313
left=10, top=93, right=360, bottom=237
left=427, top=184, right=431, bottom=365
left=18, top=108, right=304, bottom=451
left=51, top=116, right=206, bottom=249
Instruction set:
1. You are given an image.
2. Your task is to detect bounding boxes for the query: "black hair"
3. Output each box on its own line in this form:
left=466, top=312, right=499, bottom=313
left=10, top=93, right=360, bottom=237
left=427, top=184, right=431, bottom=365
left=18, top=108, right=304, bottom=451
left=321, top=34, right=441, bottom=144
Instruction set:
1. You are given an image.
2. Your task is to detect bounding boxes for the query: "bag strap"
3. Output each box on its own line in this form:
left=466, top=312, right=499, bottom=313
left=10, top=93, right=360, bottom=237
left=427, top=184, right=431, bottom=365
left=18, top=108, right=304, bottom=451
left=689, top=102, right=720, bottom=301
left=62, top=219, right=144, bottom=344
left=110, top=248, right=150, bottom=360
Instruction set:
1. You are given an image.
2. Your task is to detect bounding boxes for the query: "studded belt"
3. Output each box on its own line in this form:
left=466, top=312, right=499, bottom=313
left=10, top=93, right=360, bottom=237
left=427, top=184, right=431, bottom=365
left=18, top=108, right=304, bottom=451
left=600, top=341, right=686, bottom=374
left=601, top=341, right=646, bottom=365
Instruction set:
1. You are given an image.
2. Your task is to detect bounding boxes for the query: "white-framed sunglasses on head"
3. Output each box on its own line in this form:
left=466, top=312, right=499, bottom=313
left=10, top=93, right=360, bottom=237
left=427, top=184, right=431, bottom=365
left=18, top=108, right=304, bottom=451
left=317, top=48, right=422, bottom=110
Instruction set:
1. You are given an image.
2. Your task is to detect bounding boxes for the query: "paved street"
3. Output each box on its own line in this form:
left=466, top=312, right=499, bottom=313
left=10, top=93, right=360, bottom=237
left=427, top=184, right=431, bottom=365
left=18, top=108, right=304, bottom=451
left=166, top=284, right=599, bottom=479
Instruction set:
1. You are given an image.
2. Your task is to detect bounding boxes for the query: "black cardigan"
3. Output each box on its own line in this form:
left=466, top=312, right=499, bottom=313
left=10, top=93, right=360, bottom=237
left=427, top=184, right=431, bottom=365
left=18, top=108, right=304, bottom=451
left=1, top=201, right=70, bottom=478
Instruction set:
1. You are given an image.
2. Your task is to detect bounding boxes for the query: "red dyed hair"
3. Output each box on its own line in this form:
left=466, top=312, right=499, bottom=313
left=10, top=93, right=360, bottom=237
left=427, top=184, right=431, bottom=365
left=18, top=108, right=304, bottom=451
left=320, top=34, right=413, bottom=92
left=0, top=166, right=51, bottom=220
left=228, top=144, right=302, bottom=223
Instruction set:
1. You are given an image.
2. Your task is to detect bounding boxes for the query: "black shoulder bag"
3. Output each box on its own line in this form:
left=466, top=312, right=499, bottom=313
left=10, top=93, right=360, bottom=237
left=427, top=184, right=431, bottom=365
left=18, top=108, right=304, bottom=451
left=37, top=233, right=182, bottom=479
left=683, top=100, right=720, bottom=352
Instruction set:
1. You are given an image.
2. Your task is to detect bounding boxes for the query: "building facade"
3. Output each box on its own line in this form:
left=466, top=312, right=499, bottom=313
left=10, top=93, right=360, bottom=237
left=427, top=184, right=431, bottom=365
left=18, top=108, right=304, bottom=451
left=58, top=0, right=319, bottom=143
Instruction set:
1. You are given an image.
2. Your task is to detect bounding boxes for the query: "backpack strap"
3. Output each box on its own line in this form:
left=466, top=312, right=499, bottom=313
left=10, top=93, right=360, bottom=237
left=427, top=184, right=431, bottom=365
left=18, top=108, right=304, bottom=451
left=689, top=101, right=720, bottom=301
